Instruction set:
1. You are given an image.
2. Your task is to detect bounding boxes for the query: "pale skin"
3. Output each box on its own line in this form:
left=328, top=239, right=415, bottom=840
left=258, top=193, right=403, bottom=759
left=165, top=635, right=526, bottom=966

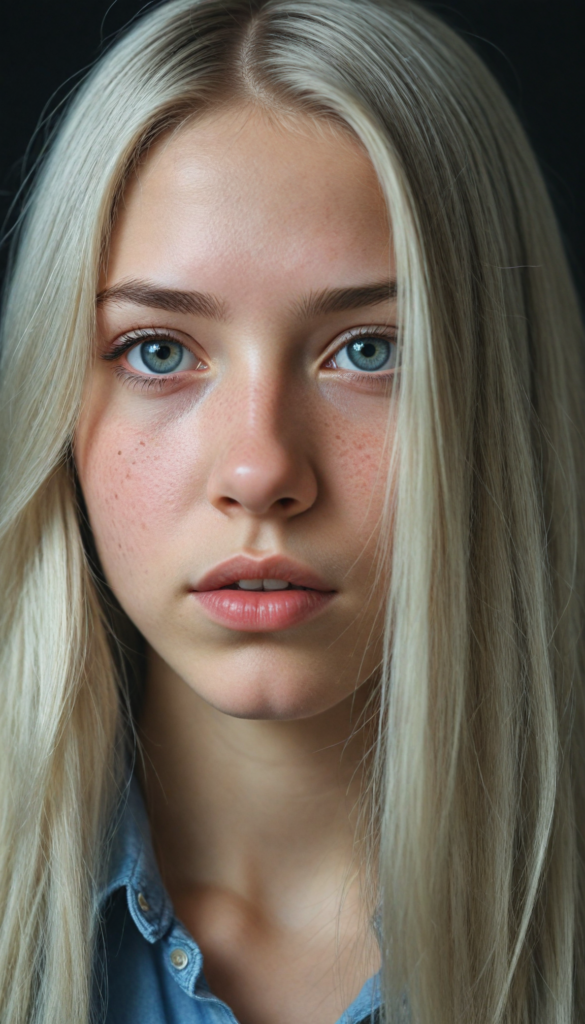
left=75, top=105, right=397, bottom=1024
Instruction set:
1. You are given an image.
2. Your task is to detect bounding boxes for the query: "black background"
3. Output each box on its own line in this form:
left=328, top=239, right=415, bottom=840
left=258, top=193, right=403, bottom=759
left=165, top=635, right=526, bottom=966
left=1, top=0, right=584, bottom=301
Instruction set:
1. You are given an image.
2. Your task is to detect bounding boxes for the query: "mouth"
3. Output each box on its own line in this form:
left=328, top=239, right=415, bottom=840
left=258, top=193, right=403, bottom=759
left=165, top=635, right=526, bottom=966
left=193, top=554, right=333, bottom=594
left=219, top=579, right=311, bottom=591
left=191, top=555, right=335, bottom=632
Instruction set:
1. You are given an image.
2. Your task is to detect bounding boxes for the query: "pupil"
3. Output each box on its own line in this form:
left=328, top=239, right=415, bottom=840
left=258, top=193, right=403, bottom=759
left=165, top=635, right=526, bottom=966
left=141, top=340, right=183, bottom=374
left=347, top=337, right=391, bottom=372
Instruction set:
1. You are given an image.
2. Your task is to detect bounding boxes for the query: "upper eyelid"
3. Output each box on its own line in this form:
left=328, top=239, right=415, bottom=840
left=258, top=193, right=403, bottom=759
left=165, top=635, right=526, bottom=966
left=101, top=328, right=195, bottom=362
left=326, top=324, right=398, bottom=359
left=331, top=324, right=396, bottom=345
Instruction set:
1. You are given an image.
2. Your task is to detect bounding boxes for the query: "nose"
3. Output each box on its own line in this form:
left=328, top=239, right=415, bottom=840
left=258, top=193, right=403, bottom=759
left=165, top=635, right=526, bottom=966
left=206, top=378, right=318, bottom=519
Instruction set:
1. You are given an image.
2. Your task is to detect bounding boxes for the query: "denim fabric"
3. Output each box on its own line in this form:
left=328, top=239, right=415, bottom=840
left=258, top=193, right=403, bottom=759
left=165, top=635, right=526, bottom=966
left=95, top=777, right=382, bottom=1024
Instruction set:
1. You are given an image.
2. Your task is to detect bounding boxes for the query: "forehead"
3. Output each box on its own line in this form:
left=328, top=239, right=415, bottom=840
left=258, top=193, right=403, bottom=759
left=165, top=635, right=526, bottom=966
left=104, top=106, right=391, bottom=296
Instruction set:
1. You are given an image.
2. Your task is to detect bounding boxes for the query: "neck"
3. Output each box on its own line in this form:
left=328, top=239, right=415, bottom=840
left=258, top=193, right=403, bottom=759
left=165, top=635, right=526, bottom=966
left=137, top=647, right=376, bottom=915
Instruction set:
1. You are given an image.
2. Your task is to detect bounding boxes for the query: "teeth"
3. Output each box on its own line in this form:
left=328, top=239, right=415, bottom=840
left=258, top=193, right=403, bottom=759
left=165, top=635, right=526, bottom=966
left=262, top=579, right=290, bottom=590
left=235, top=579, right=291, bottom=591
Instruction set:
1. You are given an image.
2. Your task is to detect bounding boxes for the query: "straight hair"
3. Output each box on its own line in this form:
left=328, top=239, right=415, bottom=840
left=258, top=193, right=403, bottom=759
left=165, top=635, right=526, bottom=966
left=0, top=1, right=583, bottom=1021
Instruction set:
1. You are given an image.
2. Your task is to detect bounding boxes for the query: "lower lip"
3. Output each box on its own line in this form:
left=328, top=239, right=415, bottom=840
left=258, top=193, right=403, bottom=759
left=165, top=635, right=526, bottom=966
left=193, top=588, right=335, bottom=632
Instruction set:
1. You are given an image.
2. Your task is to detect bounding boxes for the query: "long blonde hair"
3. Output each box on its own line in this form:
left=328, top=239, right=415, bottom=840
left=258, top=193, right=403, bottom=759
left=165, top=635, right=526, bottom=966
left=1, top=1, right=583, bottom=1021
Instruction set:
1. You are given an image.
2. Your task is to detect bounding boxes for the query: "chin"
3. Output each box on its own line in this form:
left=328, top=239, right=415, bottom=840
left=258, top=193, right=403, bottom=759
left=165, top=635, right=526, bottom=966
left=189, top=674, right=340, bottom=721
left=147, top=639, right=361, bottom=722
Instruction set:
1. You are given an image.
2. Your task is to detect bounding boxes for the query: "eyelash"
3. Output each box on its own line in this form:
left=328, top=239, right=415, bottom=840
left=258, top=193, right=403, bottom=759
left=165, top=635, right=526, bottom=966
left=325, top=325, right=398, bottom=373
left=103, top=329, right=199, bottom=392
left=102, top=324, right=398, bottom=390
left=102, top=330, right=187, bottom=364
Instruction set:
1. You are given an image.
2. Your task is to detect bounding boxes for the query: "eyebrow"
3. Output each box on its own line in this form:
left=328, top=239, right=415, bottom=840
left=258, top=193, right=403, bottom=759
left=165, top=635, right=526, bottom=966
left=96, top=278, right=397, bottom=320
left=96, top=280, right=228, bottom=320
left=294, top=281, right=397, bottom=319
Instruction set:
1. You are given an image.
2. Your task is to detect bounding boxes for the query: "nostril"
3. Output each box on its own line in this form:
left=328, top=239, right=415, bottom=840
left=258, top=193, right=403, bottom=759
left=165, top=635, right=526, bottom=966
left=278, top=497, right=295, bottom=510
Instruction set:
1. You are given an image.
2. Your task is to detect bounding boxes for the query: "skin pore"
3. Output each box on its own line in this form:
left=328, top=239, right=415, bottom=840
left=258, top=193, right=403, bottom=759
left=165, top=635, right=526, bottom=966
left=74, top=105, right=397, bottom=1024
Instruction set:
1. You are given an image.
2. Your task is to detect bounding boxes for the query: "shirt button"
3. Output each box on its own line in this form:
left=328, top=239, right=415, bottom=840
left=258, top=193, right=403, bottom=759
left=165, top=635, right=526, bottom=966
left=170, top=948, right=189, bottom=970
left=137, top=892, right=150, bottom=913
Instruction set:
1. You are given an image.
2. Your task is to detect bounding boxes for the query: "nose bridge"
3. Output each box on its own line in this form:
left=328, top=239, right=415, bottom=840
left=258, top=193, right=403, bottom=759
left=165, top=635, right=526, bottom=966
left=206, top=357, right=317, bottom=518
left=238, top=359, right=283, bottom=443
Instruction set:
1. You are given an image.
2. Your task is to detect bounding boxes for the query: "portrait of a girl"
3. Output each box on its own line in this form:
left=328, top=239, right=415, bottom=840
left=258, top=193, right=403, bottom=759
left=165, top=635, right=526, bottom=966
left=0, top=2, right=583, bottom=1023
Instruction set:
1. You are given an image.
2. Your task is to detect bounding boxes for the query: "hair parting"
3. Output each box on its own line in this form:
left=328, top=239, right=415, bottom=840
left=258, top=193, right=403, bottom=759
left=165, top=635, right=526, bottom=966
left=0, top=2, right=583, bottom=1022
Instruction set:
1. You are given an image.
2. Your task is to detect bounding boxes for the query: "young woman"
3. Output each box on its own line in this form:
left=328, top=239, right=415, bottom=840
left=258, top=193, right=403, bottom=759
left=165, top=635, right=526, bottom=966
left=0, top=1, right=583, bottom=1022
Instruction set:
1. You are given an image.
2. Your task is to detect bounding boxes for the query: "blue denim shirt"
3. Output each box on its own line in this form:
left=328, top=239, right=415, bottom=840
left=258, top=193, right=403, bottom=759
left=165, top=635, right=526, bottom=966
left=95, top=777, right=383, bottom=1024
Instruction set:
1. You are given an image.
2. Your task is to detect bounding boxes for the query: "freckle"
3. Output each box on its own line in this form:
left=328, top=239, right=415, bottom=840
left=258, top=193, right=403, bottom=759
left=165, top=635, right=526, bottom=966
left=140, top=441, right=145, bottom=447
left=118, top=451, right=122, bottom=455
left=126, top=472, right=131, bottom=479
left=131, top=460, right=136, bottom=465
left=118, top=543, right=122, bottom=550
left=114, top=493, right=118, bottom=499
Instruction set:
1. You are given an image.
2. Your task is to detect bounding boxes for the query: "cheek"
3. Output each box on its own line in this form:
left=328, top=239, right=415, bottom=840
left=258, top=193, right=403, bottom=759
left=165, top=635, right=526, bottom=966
left=318, top=398, right=394, bottom=527
left=335, top=433, right=384, bottom=505
left=75, top=408, right=207, bottom=586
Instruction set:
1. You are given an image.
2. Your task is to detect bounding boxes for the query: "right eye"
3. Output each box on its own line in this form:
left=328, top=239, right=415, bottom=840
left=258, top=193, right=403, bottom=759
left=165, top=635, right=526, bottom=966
left=333, top=335, right=396, bottom=373
left=127, top=339, right=199, bottom=375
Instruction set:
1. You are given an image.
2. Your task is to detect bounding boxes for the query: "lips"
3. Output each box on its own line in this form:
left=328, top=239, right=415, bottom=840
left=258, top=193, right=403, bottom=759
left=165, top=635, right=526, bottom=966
left=193, top=555, right=332, bottom=594
left=190, top=555, right=335, bottom=632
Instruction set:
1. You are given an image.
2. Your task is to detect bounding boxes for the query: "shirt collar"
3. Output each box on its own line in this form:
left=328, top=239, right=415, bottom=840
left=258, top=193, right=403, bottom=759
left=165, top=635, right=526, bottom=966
left=99, top=775, right=389, bottom=1021
left=100, top=774, right=174, bottom=943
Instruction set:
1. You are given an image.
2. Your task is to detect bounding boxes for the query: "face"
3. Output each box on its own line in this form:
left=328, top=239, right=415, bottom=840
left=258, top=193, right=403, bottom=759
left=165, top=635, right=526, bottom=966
left=75, top=106, right=397, bottom=720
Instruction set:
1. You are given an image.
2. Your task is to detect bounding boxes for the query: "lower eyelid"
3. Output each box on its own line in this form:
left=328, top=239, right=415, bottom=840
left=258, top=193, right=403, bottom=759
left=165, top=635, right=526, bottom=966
left=114, top=366, right=174, bottom=391
left=329, top=369, right=396, bottom=393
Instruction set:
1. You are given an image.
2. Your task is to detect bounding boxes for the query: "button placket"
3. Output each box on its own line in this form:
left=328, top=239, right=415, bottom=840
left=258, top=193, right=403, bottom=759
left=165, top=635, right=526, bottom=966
left=163, top=926, right=204, bottom=998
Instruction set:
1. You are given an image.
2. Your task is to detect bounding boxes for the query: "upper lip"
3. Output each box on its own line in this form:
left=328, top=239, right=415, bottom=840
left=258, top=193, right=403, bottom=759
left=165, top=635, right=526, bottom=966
left=192, top=554, right=334, bottom=592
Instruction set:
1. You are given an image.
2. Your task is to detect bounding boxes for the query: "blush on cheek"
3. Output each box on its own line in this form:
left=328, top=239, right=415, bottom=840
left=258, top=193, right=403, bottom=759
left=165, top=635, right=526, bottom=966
left=317, top=382, right=394, bottom=515
left=76, top=413, right=207, bottom=596
left=319, top=417, right=392, bottom=529
left=339, top=433, right=383, bottom=491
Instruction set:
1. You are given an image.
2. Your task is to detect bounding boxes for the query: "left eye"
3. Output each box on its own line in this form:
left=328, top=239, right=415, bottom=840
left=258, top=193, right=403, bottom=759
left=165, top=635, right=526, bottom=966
left=127, top=339, right=198, bottom=375
left=333, top=336, right=396, bottom=373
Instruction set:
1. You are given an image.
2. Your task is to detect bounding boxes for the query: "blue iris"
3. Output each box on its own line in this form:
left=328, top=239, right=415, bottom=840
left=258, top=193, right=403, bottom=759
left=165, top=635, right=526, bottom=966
left=140, top=340, right=184, bottom=374
left=346, top=338, right=391, bottom=371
